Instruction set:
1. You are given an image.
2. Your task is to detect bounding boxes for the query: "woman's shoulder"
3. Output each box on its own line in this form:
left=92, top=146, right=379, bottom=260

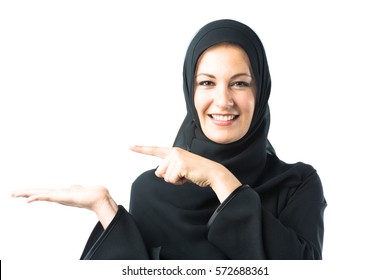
left=131, top=168, right=160, bottom=189
left=129, top=169, right=162, bottom=205
left=261, top=153, right=322, bottom=190
left=133, top=168, right=157, bottom=181
left=253, top=154, right=325, bottom=203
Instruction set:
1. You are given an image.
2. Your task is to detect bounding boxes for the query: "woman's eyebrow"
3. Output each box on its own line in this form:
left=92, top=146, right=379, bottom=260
left=195, top=73, right=252, bottom=79
left=195, top=73, right=215, bottom=78
left=231, top=73, right=252, bottom=79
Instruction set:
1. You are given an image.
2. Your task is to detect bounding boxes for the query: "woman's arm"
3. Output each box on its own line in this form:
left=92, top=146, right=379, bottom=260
left=207, top=168, right=326, bottom=260
left=13, top=185, right=150, bottom=259
left=129, top=145, right=242, bottom=202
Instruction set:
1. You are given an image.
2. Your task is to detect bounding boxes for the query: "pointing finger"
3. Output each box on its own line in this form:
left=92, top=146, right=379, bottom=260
left=129, top=145, right=171, bottom=159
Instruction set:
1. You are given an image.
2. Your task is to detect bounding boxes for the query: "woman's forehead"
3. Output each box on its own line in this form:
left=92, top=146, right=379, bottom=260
left=195, top=44, right=252, bottom=73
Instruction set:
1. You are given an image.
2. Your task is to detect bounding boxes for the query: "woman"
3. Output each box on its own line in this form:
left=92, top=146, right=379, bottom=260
left=12, top=19, right=326, bottom=259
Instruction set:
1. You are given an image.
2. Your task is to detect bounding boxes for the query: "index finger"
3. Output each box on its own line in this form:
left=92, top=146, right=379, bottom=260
left=129, top=145, right=171, bottom=159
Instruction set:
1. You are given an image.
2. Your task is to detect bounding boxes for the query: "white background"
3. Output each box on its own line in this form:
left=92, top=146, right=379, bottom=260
left=1, top=0, right=389, bottom=278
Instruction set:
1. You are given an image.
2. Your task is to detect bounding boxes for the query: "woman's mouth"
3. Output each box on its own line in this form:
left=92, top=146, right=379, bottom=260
left=208, top=114, right=239, bottom=125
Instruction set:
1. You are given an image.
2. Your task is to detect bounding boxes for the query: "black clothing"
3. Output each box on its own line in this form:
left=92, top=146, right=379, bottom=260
left=81, top=155, right=325, bottom=260
left=80, top=19, right=326, bottom=260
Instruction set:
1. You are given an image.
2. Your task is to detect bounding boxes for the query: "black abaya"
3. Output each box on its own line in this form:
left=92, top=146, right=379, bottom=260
left=80, top=19, right=326, bottom=260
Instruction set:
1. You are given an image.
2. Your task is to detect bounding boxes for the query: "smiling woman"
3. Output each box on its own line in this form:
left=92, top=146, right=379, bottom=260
left=12, top=19, right=326, bottom=260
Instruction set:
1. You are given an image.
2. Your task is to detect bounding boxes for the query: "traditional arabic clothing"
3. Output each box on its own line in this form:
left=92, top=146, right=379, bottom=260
left=80, top=19, right=326, bottom=260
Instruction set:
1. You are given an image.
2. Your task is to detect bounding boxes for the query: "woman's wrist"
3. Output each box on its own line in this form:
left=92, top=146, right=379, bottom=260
left=210, top=164, right=242, bottom=203
left=93, top=190, right=118, bottom=229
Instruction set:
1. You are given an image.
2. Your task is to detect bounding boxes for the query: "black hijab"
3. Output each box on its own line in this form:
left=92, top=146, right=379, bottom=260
left=174, top=19, right=274, bottom=185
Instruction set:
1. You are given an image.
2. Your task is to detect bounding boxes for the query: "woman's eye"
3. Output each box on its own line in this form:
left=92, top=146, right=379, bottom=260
left=231, top=81, right=250, bottom=87
left=199, top=81, right=214, bottom=86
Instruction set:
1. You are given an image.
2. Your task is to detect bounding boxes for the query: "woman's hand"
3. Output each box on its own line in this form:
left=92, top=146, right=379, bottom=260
left=12, top=185, right=118, bottom=229
left=130, top=145, right=241, bottom=202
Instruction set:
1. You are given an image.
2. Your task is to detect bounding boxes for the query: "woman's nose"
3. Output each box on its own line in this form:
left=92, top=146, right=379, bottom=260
left=214, top=85, right=234, bottom=108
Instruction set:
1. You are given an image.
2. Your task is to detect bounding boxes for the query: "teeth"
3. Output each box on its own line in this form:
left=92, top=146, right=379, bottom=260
left=211, top=114, right=236, bottom=121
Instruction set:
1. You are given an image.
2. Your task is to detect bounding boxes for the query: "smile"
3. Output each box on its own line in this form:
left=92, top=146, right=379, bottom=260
left=210, top=114, right=238, bottom=121
left=208, top=114, right=239, bottom=125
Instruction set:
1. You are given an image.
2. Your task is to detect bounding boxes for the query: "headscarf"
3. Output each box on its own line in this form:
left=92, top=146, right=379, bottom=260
left=174, top=19, right=275, bottom=185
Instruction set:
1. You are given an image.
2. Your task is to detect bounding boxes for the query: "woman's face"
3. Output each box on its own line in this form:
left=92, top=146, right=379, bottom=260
left=194, top=44, right=256, bottom=144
